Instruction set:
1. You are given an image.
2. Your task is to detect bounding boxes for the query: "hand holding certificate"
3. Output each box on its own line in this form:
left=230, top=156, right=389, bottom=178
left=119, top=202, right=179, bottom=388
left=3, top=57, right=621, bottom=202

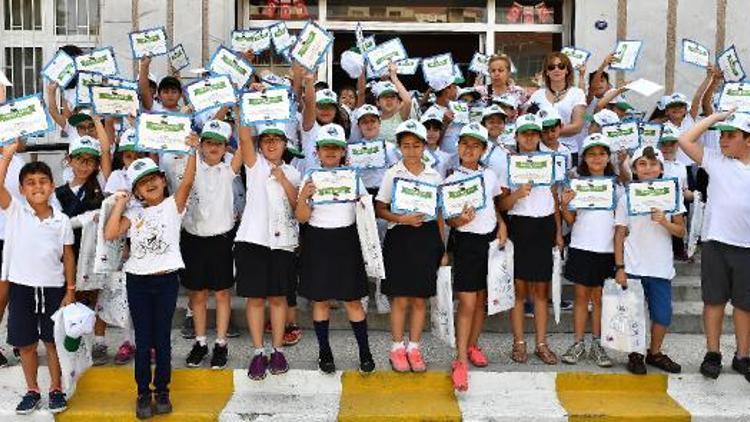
left=42, top=50, right=77, bottom=88
left=422, top=53, right=454, bottom=83
left=507, top=153, right=555, bottom=186
left=718, top=82, right=750, bottom=111
left=682, top=39, right=710, bottom=68
left=717, top=45, right=746, bottom=83
left=208, top=47, right=254, bottom=88
left=185, top=75, right=238, bottom=114
left=0, top=94, right=53, bottom=145
left=135, top=112, right=193, bottom=154
left=75, top=72, right=105, bottom=106
left=568, top=177, right=616, bottom=210
left=309, top=168, right=359, bottom=204
left=290, top=21, right=334, bottom=72
left=240, top=88, right=292, bottom=125
left=367, top=38, right=408, bottom=74
left=440, top=174, right=486, bottom=219
left=626, top=178, right=679, bottom=215
left=90, top=85, right=139, bottom=117
left=610, top=40, right=642, bottom=71
left=168, top=44, right=190, bottom=72
left=561, top=46, right=591, bottom=69
left=270, top=22, right=295, bottom=53
left=129, top=27, right=168, bottom=59
left=75, top=47, right=118, bottom=76
left=391, top=178, right=439, bottom=220
left=602, top=121, right=641, bottom=151
left=347, top=140, right=387, bottom=170
left=395, top=58, right=421, bottom=75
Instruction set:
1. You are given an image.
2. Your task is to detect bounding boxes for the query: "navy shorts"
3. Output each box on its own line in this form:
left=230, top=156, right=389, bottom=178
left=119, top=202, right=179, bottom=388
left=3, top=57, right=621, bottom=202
left=629, top=274, right=672, bottom=327
left=7, top=283, right=65, bottom=348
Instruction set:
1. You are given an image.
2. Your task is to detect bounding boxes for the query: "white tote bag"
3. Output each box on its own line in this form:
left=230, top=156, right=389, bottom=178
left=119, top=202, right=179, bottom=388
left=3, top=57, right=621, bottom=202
left=355, top=194, right=386, bottom=280
left=94, top=196, right=126, bottom=274
left=551, top=247, right=563, bottom=324
left=601, top=278, right=647, bottom=354
left=430, top=266, right=455, bottom=348
left=52, top=307, right=93, bottom=396
left=687, top=191, right=705, bottom=258
left=95, top=271, right=131, bottom=329
left=487, top=240, right=514, bottom=315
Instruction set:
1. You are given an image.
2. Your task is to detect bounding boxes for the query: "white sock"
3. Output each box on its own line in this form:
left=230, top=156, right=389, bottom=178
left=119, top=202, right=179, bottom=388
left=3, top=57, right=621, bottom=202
left=391, top=341, right=405, bottom=352
left=196, top=336, right=207, bottom=347
left=254, top=347, right=265, bottom=356
left=185, top=307, right=193, bottom=318
left=95, top=336, right=106, bottom=346
left=215, top=338, right=227, bottom=347
left=407, top=341, right=419, bottom=352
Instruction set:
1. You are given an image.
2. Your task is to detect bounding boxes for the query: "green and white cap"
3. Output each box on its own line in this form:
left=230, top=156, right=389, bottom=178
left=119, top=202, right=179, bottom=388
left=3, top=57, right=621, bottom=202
left=201, top=119, right=232, bottom=143
left=373, top=81, right=398, bottom=98
left=664, top=92, right=689, bottom=108
left=316, top=88, right=338, bottom=105
left=492, top=94, right=518, bottom=109
left=395, top=119, right=427, bottom=142
left=457, top=87, right=480, bottom=101
left=659, top=123, right=680, bottom=142
left=256, top=122, right=288, bottom=138
left=537, top=107, right=562, bottom=127
left=481, top=104, right=507, bottom=121
left=316, top=123, right=347, bottom=148
left=353, top=104, right=381, bottom=121
left=608, top=91, right=634, bottom=111
left=459, top=122, right=489, bottom=144
left=427, top=72, right=455, bottom=92
left=68, top=135, right=101, bottom=157
left=712, top=112, right=750, bottom=133
left=286, top=142, right=305, bottom=159
left=127, top=157, right=161, bottom=189
left=514, top=113, right=543, bottom=134
left=68, top=108, right=93, bottom=127
left=593, top=109, right=620, bottom=127
left=118, top=128, right=137, bottom=152
left=581, top=133, right=611, bottom=153
left=420, top=107, right=445, bottom=125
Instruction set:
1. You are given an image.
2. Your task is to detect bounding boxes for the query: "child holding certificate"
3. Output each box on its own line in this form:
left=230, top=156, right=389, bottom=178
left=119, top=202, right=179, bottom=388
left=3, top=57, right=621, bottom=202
left=371, top=64, right=412, bottom=144
left=444, top=123, right=507, bottom=392
left=296, top=123, right=375, bottom=375
left=500, top=114, right=563, bottom=366
left=538, top=107, right=572, bottom=176
left=375, top=120, right=445, bottom=375
left=479, top=104, right=511, bottom=180
left=614, top=146, right=686, bottom=375
left=349, top=104, right=394, bottom=194
left=559, top=134, right=618, bottom=367
left=420, top=108, right=452, bottom=178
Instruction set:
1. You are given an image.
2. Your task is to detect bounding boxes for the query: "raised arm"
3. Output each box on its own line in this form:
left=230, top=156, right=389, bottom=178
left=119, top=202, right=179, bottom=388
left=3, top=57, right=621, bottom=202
left=595, top=86, right=626, bottom=112
left=301, top=72, right=317, bottom=132
left=0, top=140, right=20, bottom=210
left=690, top=66, right=714, bottom=120
left=677, top=109, right=733, bottom=165
left=95, top=115, right=113, bottom=179
left=702, top=66, right=723, bottom=116
left=46, top=82, right=69, bottom=128
left=238, top=123, right=257, bottom=169
left=356, top=71, right=366, bottom=108
left=138, top=57, right=154, bottom=111
left=104, top=192, right=131, bottom=240
left=389, top=64, right=412, bottom=120
left=587, top=54, right=614, bottom=104
left=174, top=133, right=199, bottom=213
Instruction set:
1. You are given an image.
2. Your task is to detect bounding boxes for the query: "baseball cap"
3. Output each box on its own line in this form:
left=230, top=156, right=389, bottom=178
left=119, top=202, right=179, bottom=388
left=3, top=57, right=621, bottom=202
left=427, top=72, right=455, bottom=92
left=127, top=157, right=162, bottom=190
left=631, top=145, right=664, bottom=165
left=118, top=128, right=137, bottom=152
left=606, top=89, right=634, bottom=111
left=459, top=122, right=489, bottom=144
left=316, top=123, right=347, bottom=148
left=515, top=114, right=543, bottom=134
left=593, top=109, right=621, bottom=127
left=373, top=81, right=398, bottom=98
left=537, top=107, right=562, bottom=128
left=68, top=108, right=93, bottom=127
left=420, top=107, right=445, bottom=126
left=62, top=303, right=95, bottom=353
left=457, top=87, right=480, bottom=102
left=395, top=119, right=427, bottom=143
left=286, top=143, right=305, bottom=159
left=481, top=104, right=507, bottom=122
left=315, top=89, right=338, bottom=105
left=712, top=112, right=750, bottom=134
left=664, top=93, right=689, bottom=108
left=659, top=123, right=680, bottom=143
left=581, top=133, right=611, bottom=153
left=201, top=119, right=232, bottom=143
left=492, top=94, right=518, bottom=109
left=68, top=136, right=102, bottom=157
left=353, top=104, right=381, bottom=121
left=256, top=122, right=288, bottom=138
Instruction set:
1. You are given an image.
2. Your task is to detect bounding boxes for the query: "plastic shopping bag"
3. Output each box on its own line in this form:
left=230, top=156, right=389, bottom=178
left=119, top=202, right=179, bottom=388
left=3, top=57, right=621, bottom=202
left=687, top=191, right=705, bottom=258
left=552, top=247, right=563, bottom=324
left=77, top=218, right=108, bottom=291
left=375, top=278, right=391, bottom=314
left=487, top=240, right=514, bottom=315
left=94, top=195, right=125, bottom=274
left=355, top=195, right=386, bottom=280
left=430, top=266, right=455, bottom=348
left=95, top=271, right=131, bottom=329
left=52, top=306, right=93, bottom=396
left=601, top=278, right=647, bottom=354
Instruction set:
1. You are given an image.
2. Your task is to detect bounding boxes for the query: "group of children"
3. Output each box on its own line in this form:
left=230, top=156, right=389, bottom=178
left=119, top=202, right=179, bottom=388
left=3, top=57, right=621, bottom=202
left=0, top=38, right=747, bottom=418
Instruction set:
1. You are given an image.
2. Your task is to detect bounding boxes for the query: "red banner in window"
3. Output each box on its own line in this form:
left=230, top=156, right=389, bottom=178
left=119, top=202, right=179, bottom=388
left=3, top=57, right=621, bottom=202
left=263, top=0, right=309, bottom=20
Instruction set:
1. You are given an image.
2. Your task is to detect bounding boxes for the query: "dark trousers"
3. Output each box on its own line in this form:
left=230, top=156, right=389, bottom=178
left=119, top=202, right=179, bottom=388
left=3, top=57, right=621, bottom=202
left=126, top=272, right=179, bottom=395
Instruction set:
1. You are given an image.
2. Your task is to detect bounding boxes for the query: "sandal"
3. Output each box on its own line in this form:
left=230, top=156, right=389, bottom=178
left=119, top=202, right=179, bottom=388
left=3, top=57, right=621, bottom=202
left=511, top=340, right=527, bottom=363
left=535, top=343, right=558, bottom=365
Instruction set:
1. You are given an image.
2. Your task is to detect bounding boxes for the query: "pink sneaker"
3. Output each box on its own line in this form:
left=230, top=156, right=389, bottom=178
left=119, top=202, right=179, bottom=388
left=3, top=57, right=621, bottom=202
left=114, top=341, right=136, bottom=365
left=467, top=345, right=488, bottom=367
left=389, top=348, right=410, bottom=372
left=451, top=360, right=468, bottom=392
left=407, top=348, right=426, bottom=372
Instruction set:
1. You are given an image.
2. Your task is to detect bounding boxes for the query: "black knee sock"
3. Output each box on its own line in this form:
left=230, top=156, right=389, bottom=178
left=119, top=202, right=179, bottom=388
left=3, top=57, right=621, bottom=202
left=313, top=320, right=332, bottom=360
left=350, top=319, right=372, bottom=361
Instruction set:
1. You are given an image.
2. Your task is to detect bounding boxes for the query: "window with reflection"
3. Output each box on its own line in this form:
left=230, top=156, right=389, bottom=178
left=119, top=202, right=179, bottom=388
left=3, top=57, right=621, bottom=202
left=496, top=0, right=562, bottom=24
left=327, top=0, right=486, bottom=23
left=248, top=0, right=319, bottom=21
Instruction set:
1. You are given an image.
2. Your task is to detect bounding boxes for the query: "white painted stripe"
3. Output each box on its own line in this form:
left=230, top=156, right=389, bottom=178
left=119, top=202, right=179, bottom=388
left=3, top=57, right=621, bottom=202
left=0, top=367, right=54, bottom=421
left=668, top=373, right=750, bottom=422
left=219, top=369, right=342, bottom=421
left=457, top=372, right=567, bottom=422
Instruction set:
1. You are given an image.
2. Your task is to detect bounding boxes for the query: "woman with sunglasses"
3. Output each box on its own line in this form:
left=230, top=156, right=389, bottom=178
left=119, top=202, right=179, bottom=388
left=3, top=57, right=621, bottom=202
left=526, top=53, right=587, bottom=165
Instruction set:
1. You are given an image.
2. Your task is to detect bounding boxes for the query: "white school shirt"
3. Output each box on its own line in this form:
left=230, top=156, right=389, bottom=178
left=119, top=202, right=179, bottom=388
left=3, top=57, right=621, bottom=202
left=386, top=145, right=452, bottom=179
left=615, top=192, right=686, bottom=279
left=302, top=168, right=367, bottom=229
left=444, top=166, right=500, bottom=234
left=295, top=121, right=320, bottom=176
left=123, top=196, right=185, bottom=275
left=527, top=87, right=587, bottom=154
left=700, top=149, right=750, bottom=248
left=481, top=141, right=510, bottom=183
left=500, top=156, right=556, bottom=217
left=104, top=169, right=130, bottom=194
left=182, top=156, right=237, bottom=237
left=569, top=186, right=623, bottom=253
left=0, top=155, right=26, bottom=240
left=235, top=155, right=301, bottom=246
left=2, top=198, right=74, bottom=287
left=672, top=115, right=696, bottom=166
left=431, top=104, right=462, bottom=156
left=376, top=159, right=443, bottom=229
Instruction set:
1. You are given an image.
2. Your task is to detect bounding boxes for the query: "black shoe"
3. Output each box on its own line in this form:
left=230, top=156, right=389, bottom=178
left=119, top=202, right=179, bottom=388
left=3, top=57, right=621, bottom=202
left=225, top=322, right=240, bottom=339
left=185, top=342, right=209, bottom=368
left=15, top=391, right=41, bottom=415
left=135, top=393, right=153, bottom=420
left=318, top=353, right=336, bottom=374
left=13, top=347, right=19, bottom=358
left=154, top=391, right=172, bottom=415
left=646, top=351, right=682, bottom=374
left=359, top=354, right=375, bottom=373
left=627, top=352, right=647, bottom=375
left=210, top=343, right=228, bottom=369
left=48, top=390, right=67, bottom=414
left=0, top=351, right=8, bottom=368
left=731, top=354, right=750, bottom=376
left=181, top=316, right=196, bottom=339
left=700, top=352, right=723, bottom=379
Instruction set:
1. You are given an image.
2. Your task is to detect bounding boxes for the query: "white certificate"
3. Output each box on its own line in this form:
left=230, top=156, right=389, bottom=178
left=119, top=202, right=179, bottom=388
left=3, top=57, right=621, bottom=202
left=90, top=85, right=139, bottom=117
left=627, top=178, right=679, bottom=215
left=41, top=50, right=76, bottom=88
left=395, top=58, right=421, bottom=75
left=270, top=22, right=294, bottom=53
left=310, top=168, right=359, bottom=204
left=231, top=29, right=272, bottom=53
left=107, top=77, right=138, bottom=90
left=469, top=106, right=484, bottom=123
left=718, top=82, right=750, bottom=111
left=469, top=52, right=488, bottom=75
left=422, top=53, right=454, bottom=83
left=602, top=121, right=641, bottom=151
left=440, top=174, right=486, bottom=219
left=624, top=78, right=663, bottom=97
left=639, top=122, right=662, bottom=148
left=717, top=45, right=746, bottom=83
left=360, top=36, right=376, bottom=54
left=610, top=40, right=642, bottom=71
left=0, top=94, right=53, bottom=145
left=507, top=153, right=555, bottom=186
left=682, top=39, right=710, bottom=68
left=168, top=44, right=190, bottom=72
left=208, top=47, right=254, bottom=88
left=391, top=178, right=439, bottom=219
left=129, top=27, right=168, bottom=59
left=561, top=46, right=591, bottom=69
left=135, top=112, right=193, bottom=154
left=75, top=47, right=118, bottom=76
left=449, top=101, right=470, bottom=125
left=553, top=154, right=568, bottom=183
left=568, top=177, right=616, bottom=210
left=367, top=38, right=408, bottom=74
left=289, top=21, right=334, bottom=72
left=185, top=75, right=238, bottom=114
left=347, top=140, right=387, bottom=170
left=240, top=88, right=292, bottom=125
left=75, top=72, right=104, bottom=106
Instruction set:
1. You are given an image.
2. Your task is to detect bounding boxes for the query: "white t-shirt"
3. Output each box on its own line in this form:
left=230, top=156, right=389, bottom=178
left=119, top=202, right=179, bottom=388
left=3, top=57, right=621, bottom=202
left=296, top=122, right=320, bottom=176
left=431, top=104, right=462, bottom=156
left=701, top=148, right=750, bottom=248
left=235, top=156, right=301, bottom=246
left=123, top=196, right=185, bottom=275
left=443, top=166, right=500, bottom=234
left=0, top=155, right=26, bottom=240
left=104, top=169, right=130, bottom=194
left=570, top=186, right=622, bottom=253
left=673, top=115, right=696, bottom=166
left=663, top=159, right=688, bottom=204
left=2, top=199, right=74, bottom=287
left=615, top=192, right=686, bottom=279
left=182, top=156, right=237, bottom=237
left=527, top=87, right=587, bottom=154
left=376, top=160, right=443, bottom=229
left=481, top=142, right=509, bottom=183
left=300, top=168, right=366, bottom=229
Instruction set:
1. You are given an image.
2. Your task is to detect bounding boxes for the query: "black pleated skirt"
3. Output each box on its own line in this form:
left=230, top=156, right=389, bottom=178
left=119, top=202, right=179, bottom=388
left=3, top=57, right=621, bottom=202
left=564, top=247, right=614, bottom=287
left=382, top=221, right=444, bottom=298
left=451, top=229, right=496, bottom=292
left=508, top=214, right=555, bottom=282
left=234, top=242, right=297, bottom=298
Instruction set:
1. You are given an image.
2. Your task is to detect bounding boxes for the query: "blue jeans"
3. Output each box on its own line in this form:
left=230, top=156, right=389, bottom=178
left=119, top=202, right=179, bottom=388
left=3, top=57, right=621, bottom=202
left=126, top=272, right=179, bottom=395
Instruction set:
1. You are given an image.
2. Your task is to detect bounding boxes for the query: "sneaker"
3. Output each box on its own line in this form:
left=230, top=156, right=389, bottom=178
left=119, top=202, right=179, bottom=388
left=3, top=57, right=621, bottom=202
left=700, top=351, right=722, bottom=379
left=248, top=353, right=268, bottom=380
left=467, top=345, right=488, bottom=367
left=13, top=347, right=20, bottom=358
left=154, top=391, right=172, bottom=415
left=646, top=351, right=682, bottom=374
left=318, top=353, right=336, bottom=374
left=389, top=347, right=410, bottom=372
left=15, top=391, right=41, bottom=415
left=225, top=321, right=240, bottom=339
left=135, top=393, right=153, bottom=420
left=92, top=343, right=109, bottom=366
left=451, top=360, right=468, bottom=392
left=407, top=348, right=426, bottom=372
left=186, top=342, right=209, bottom=368
left=523, top=301, right=534, bottom=318
left=269, top=350, right=289, bottom=375
left=732, top=354, right=750, bottom=376
left=114, top=341, right=136, bottom=365
left=589, top=340, right=613, bottom=368
left=627, top=352, right=647, bottom=375
left=560, top=300, right=574, bottom=311
left=359, top=354, right=376, bottom=373
left=210, top=343, right=228, bottom=370
left=0, top=350, right=8, bottom=368
left=561, top=341, right=586, bottom=365
left=283, top=324, right=303, bottom=347
left=48, top=390, right=67, bottom=414
left=181, top=315, right=196, bottom=339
